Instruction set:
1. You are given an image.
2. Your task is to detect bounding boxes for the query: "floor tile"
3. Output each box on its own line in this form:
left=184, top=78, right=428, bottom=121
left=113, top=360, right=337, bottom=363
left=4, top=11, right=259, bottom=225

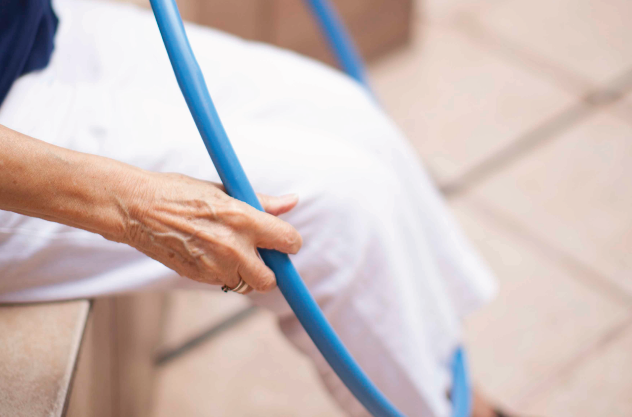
left=151, top=310, right=345, bottom=417
left=470, top=111, right=632, bottom=296
left=419, top=0, right=501, bottom=22
left=610, top=92, right=632, bottom=127
left=0, top=301, right=90, bottom=417
left=159, top=290, right=250, bottom=352
left=451, top=200, right=629, bottom=410
left=370, top=25, right=573, bottom=185
left=474, top=0, right=632, bottom=86
left=525, top=322, right=632, bottom=417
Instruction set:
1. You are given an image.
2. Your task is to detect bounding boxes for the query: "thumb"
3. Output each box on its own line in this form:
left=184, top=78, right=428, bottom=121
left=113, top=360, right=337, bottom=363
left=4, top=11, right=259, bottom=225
left=257, top=193, right=299, bottom=216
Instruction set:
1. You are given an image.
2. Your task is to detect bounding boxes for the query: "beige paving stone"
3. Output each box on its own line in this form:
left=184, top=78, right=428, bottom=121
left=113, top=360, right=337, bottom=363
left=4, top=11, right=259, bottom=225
left=159, top=290, right=250, bottom=351
left=0, top=301, right=90, bottom=417
left=475, top=0, right=632, bottom=86
left=151, top=310, right=345, bottom=417
left=451, top=200, right=630, bottom=411
left=610, top=92, right=632, bottom=127
left=419, top=0, right=501, bottom=22
left=525, top=322, right=632, bottom=417
left=471, top=111, right=632, bottom=296
left=370, top=25, right=573, bottom=185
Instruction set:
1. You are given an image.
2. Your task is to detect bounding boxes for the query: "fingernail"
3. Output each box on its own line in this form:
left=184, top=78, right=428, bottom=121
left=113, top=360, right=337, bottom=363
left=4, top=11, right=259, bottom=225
left=281, top=193, right=299, bottom=202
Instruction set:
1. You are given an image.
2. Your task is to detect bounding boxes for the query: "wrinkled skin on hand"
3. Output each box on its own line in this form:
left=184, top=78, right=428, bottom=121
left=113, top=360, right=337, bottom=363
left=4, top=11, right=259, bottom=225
left=123, top=172, right=302, bottom=294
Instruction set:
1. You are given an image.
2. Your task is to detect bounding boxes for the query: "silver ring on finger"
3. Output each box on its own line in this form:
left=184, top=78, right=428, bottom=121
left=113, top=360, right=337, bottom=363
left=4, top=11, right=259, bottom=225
left=221, top=278, right=250, bottom=294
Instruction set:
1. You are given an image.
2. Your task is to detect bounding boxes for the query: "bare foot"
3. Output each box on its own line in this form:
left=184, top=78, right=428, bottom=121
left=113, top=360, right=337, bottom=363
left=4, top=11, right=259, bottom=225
left=472, top=388, right=497, bottom=417
left=472, top=388, right=514, bottom=417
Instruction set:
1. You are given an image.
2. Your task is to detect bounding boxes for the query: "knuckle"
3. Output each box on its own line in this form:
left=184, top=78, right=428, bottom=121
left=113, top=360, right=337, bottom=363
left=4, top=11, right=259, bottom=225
left=219, top=200, right=249, bottom=227
left=283, top=233, right=296, bottom=249
left=282, top=227, right=302, bottom=252
left=257, top=283, right=274, bottom=293
left=255, top=271, right=276, bottom=292
left=215, top=239, right=240, bottom=260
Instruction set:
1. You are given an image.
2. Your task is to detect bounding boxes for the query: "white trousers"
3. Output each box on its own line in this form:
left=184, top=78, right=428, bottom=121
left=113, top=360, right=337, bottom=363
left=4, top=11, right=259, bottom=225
left=0, top=1, right=497, bottom=415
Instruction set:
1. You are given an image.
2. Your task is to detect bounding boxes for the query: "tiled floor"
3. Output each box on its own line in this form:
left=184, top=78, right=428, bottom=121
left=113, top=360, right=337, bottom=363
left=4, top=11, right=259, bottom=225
left=151, top=0, right=632, bottom=416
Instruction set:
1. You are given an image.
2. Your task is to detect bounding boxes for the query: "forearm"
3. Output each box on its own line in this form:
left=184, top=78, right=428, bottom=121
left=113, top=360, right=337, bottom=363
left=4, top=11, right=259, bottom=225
left=0, top=124, right=146, bottom=242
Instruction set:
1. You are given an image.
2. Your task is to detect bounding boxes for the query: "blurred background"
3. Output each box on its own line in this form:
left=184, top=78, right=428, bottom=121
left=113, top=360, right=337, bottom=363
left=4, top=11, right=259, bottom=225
left=66, top=0, right=632, bottom=416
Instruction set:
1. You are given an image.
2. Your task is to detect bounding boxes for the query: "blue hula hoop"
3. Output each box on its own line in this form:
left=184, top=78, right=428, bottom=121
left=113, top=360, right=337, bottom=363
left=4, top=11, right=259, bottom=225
left=148, top=0, right=471, bottom=415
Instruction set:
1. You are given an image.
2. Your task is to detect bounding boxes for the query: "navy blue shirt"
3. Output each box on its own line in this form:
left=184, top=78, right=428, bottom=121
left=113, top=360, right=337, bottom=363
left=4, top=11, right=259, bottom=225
left=0, top=0, right=58, bottom=106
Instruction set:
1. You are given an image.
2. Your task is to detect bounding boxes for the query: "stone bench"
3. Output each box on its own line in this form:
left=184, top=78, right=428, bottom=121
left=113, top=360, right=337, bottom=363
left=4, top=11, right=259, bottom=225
left=0, top=301, right=90, bottom=417
left=1, top=295, right=165, bottom=417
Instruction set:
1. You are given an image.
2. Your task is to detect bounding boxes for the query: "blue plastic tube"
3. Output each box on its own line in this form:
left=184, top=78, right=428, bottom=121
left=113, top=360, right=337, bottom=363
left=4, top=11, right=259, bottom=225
left=302, top=0, right=370, bottom=87
left=451, top=347, right=472, bottom=417
left=149, top=0, right=405, bottom=416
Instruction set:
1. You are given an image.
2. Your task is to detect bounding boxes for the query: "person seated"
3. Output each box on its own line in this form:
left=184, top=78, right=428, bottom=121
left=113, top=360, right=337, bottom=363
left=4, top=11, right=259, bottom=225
left=0, top=0, right=504, bottom=416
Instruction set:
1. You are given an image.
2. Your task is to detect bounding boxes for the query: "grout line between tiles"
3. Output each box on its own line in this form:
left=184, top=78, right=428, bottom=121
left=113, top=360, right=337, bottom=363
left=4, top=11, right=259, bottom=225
left=598, top=67, right=632, bottom=96
left=155, top=306, right=258, bottom=367
left=602, top=69, right=632, bottom=128
left=441, top=67, right=632, bottom=197
left=462, top=196, right=632, bottom=307
left=514, top=316, right=632, bottom=409
left=441, top=101, right=593, bottom=196
left=450, top=13, right=595, bottom=96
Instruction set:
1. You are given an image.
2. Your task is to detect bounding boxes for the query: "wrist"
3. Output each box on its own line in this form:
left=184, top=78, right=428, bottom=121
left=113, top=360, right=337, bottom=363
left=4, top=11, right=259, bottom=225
left=51, top=148, right=157, bottom=245
left=99, top=161, right=157, bottom=245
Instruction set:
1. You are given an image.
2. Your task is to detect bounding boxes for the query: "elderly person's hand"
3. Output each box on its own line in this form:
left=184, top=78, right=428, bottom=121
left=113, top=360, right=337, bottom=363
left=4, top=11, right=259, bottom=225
left=0, top=124, right=302, bottom=294
left=125, top=173, right=301, bottom=293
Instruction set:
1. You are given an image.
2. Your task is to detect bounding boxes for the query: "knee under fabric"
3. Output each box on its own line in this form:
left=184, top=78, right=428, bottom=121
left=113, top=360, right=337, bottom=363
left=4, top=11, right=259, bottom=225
left=148, top=0, right=470, bottom=415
